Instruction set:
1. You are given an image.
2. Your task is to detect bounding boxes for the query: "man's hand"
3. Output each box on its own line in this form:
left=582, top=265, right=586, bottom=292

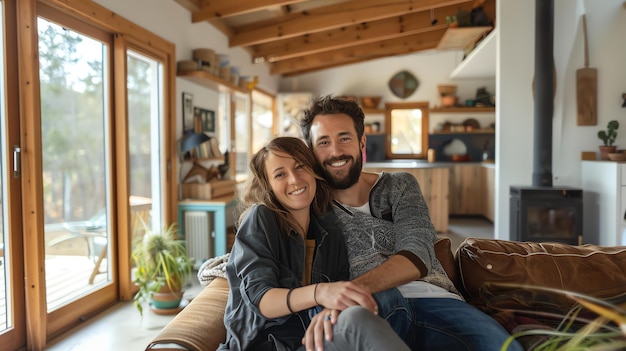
left=302, top=281, right=377, bottom=350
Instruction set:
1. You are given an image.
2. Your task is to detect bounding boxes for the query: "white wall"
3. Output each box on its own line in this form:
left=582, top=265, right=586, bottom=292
left=278, top=50, right=495, bottom=110
left=495, top=0, right=626, bottom=240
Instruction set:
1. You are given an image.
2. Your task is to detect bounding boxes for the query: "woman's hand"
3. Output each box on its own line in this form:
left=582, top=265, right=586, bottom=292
left=302, top=281, right=378, bottom=350
left=303, top=307, right=337, bottom=351
left=314, top=281, right=378, bottom=314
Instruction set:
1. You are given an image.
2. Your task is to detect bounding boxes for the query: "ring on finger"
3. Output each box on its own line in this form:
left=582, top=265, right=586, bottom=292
left=324, top=314, right=331, bottom=321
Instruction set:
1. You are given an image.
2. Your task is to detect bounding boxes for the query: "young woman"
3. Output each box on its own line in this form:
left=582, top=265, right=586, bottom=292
left=218, top=137, right=409, bottom=351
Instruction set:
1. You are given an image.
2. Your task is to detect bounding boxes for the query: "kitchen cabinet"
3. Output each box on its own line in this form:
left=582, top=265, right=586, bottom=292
left=363, top=165, right=449, bottom=232
left=581, top=161, right=626, bottom=246
left=449, top=164, right=484, bottom=215
left=449, top=163, right=494, bottom=220
left=482, top=165, right=495, bottom=221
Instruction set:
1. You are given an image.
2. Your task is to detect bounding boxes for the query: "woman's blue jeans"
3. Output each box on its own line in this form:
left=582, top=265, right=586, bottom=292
left=373, top=288, right=524, bottom=351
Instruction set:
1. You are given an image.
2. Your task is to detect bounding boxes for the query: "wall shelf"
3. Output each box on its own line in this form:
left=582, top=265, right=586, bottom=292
left=177, top=70, right=250, bottom=94
left=430, top=107, right=495, bottom=113
left=363, top=108, right=385, bottom=114
left=431, top=129, right=495, bottom=135
left=437, top=26, right=493, bottom=50
left=449, top=28, right=497, bottom=80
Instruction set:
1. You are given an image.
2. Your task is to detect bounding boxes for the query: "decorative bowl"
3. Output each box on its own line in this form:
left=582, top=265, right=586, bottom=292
left=360, top=96, right=382, bottom=109
left=441, top=95, right=458, bottom=107
left=608, top=152, right=626, bottom=161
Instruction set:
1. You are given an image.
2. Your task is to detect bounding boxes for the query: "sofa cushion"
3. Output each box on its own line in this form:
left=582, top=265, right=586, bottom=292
left=434, top=237, right=460, bottom=289
left=148, top=277, right=229, bottom=351
left=456, top=238, right=626, bottom=324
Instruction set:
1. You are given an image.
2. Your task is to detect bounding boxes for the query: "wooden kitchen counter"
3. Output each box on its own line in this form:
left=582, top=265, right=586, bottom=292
left=364, top=161, right=451, bottom=232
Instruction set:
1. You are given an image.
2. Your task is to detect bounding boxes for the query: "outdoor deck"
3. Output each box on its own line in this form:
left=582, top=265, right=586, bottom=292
left=0, top=254, right=107, bottom=331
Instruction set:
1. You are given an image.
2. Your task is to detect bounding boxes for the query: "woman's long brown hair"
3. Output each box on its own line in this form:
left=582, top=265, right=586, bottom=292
left=237, top=137, right=332, bottom=236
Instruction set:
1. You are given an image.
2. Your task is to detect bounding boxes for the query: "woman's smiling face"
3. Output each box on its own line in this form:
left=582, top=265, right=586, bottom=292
left=265, top=150, right=317, bottom=216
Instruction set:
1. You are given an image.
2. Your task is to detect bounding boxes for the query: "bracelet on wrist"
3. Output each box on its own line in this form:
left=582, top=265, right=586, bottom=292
left=286, top=288, right=295, bottom=314
left=313, top=283, right=320, bottom=305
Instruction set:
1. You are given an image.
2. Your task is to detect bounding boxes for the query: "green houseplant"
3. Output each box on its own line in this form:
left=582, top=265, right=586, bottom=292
left=131, top=223, right=194, bottom=316
left=499, top=284, right=626, bottom=351
left=598, top=120, right=619, bottom=160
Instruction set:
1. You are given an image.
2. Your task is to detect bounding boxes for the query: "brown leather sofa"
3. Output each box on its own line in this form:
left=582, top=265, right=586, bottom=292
left=145, top=237, right=626, bottom=350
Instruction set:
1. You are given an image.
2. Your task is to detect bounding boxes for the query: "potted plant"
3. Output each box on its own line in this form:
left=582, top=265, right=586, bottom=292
left=131, top=223, right=194, bottom=316
left=598, top=120, right=619, bottom=160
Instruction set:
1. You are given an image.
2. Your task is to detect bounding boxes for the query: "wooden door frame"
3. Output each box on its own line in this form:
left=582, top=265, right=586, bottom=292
left=0, top=0, right=27, bottom=349
left=16, top=0, right=177, bottom=347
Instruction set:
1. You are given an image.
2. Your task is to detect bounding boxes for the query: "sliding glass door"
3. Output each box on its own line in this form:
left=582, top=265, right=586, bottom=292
left=38, top=16, right=114, bottom=310
left=2, top=1, right=175, bottom=347
left=0, top=0, right=25, bottom=349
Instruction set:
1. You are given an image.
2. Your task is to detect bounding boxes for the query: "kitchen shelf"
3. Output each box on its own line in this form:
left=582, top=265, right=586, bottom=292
left=430, top=107, right=495, bottom=113
left=177, top=70, right=250, bottom=94
left=362, top=108, right=385, bottom=114
left=431, top=129, right=495, bottom=135
left=437, top=26, right=493, bottom=50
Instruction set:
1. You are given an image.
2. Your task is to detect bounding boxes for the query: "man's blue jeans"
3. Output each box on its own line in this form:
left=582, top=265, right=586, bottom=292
left=373, top=288, right=524, bottom=351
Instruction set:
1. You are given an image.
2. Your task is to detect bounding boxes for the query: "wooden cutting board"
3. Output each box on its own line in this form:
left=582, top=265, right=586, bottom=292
left=576, top=14, right=597, bottom=126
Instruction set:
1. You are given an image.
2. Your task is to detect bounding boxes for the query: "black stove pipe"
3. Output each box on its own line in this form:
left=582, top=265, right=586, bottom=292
left=532, top=0, right=554, bottom=187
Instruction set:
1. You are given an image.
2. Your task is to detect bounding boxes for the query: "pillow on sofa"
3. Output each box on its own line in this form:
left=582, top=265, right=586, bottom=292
left=434, top=237, right=460, bottom=289
left=457, top=238, right=626, bottom=324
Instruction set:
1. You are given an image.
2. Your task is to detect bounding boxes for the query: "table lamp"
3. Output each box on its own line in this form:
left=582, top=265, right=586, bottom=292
left=178, top=131, right=210, bottom=199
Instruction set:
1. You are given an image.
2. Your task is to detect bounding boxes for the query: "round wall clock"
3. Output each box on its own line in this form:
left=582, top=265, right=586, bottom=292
left=388, top=70, right=419, bottom=98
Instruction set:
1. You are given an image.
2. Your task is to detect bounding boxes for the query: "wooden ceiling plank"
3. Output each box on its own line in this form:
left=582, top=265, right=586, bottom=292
left=174, top=0, right=201, bottom=12
left=271, top=29, right=445, bottom=75
left=192, top=0, right=305, bottom=23
left=230, top=0, right=472, bottom=47
left=252, top=5, right=463, bottom=62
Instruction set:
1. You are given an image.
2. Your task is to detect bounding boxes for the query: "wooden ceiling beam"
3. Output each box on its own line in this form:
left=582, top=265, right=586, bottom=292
left=192, top=0, right=305, bottom=23
left=230, top=0, right=471, bottom=47
left=270, top=28, right=446, bottom=75
left=251, top=5, right=464, bottom=62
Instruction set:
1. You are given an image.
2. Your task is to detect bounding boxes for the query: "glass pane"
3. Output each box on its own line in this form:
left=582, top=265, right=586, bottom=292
left=127, top=50, right=160, bottom=250
left=251, top=90, right=274, bottom=153
left=390, top=108, right=423, bottom=155
left=233, top=94, right=250, bottom=181
left=38, top=18, right=111, bottom=311
left=0, top=1, right=11, bottom=332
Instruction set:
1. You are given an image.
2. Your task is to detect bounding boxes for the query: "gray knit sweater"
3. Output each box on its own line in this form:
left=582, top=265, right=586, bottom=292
left=332, top=172, right=459, bottom=295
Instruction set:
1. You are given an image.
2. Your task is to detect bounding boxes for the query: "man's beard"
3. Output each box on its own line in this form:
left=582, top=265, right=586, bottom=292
left=322, top=154, right=362, bottom=190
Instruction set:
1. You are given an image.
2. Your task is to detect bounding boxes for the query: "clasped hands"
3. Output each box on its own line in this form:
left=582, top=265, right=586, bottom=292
left=302, top=281, right=377, bottom=351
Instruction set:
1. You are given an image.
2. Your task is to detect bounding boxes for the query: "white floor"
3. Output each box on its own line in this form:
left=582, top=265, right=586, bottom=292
left=44, top=216, right=494, bottom=351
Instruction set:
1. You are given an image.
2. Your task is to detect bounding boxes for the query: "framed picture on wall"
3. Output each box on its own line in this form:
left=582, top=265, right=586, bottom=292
left=194, top=107, right=215, bottom=133
left=182, top=92, right=194, bottom=133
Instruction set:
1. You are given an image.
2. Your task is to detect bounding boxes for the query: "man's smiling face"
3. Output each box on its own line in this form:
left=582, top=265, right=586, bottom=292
left=309, top=113, right=365, bottom=189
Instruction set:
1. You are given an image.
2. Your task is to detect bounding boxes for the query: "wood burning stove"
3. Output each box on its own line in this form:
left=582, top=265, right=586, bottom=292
left=510, top=186, right=582, bottom=245
left=508, top=0, right=583, bottom=245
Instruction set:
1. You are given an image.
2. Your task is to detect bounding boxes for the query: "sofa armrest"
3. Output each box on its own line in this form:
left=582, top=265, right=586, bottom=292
left=147, top=277, right=229, bottom=351
left=457, top=238, right=626, bottom=315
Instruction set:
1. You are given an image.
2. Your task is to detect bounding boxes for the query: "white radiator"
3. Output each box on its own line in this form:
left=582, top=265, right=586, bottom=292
left=184, top=211, right=213, bottom=269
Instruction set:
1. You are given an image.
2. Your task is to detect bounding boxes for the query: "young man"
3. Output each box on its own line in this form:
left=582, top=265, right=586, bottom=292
left=300, top=95, right=522, bottom=351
